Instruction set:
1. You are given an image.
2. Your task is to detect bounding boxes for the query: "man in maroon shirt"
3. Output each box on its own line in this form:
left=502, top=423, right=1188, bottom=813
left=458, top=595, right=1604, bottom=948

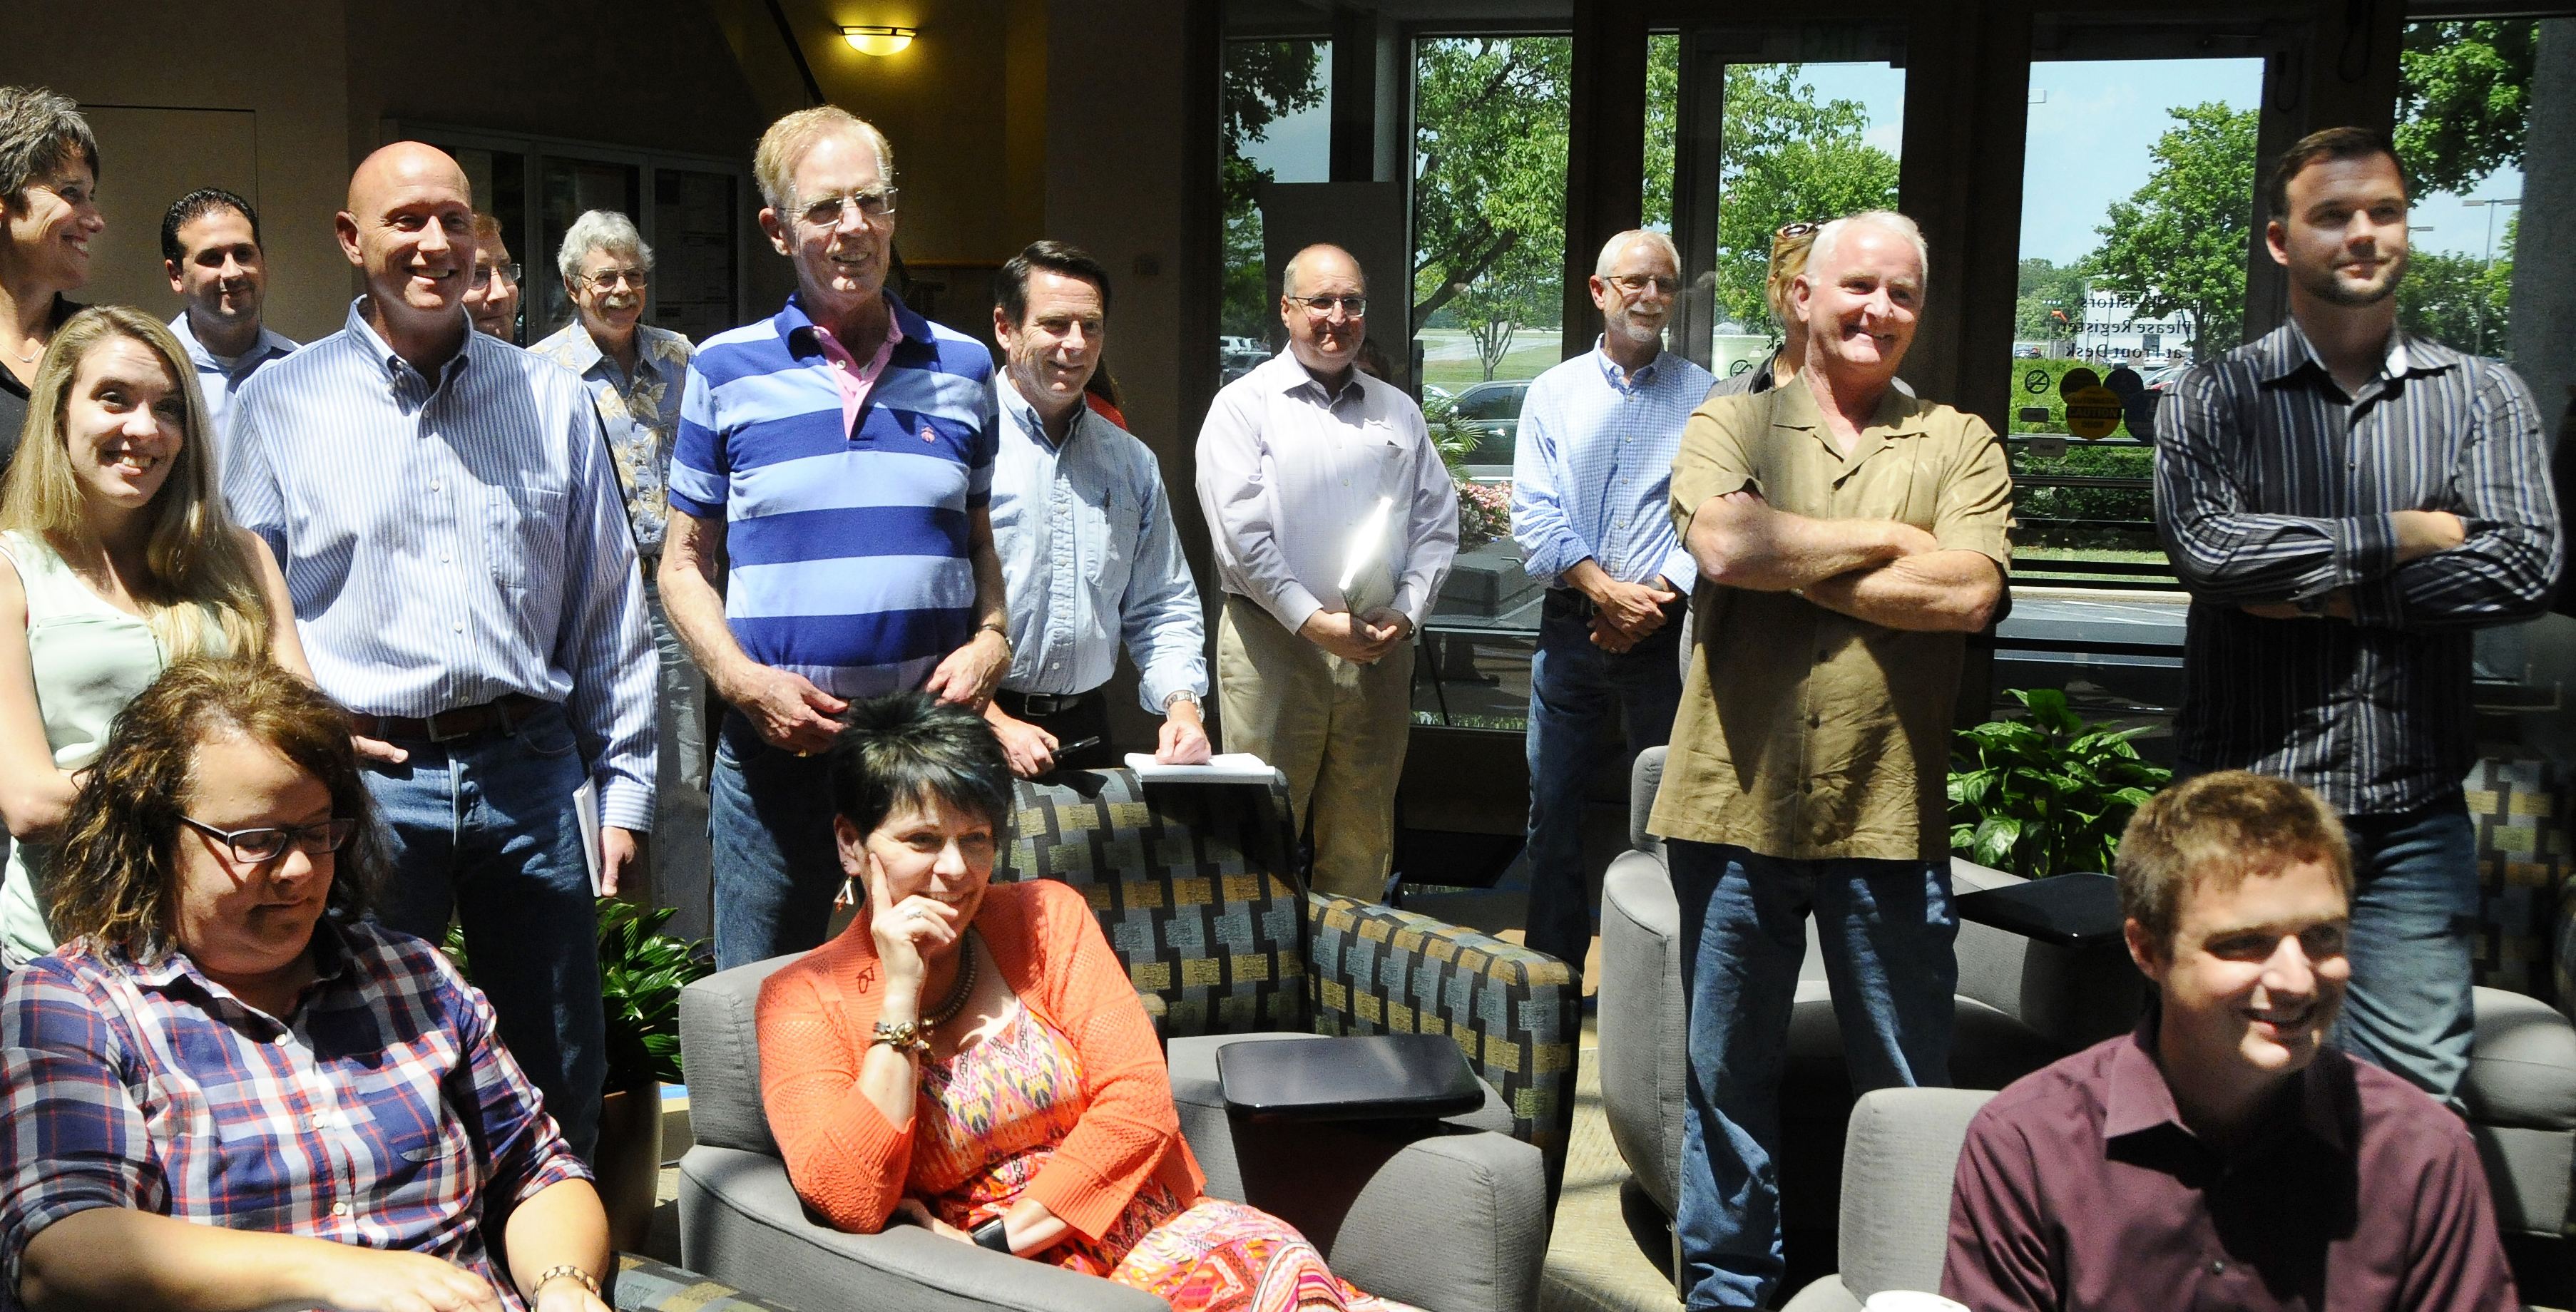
left=1942, top=771, right=2517, bottom=1312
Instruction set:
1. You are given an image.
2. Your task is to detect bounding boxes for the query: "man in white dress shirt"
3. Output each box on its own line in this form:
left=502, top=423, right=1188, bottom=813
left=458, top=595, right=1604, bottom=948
left=1195, top=243, right=1458, bottom=900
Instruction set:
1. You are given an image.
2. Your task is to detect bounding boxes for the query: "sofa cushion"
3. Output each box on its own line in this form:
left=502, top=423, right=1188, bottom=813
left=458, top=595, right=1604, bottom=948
left=2464, top=985, right=2576, bottom=1130
left=679, top=954, right=802, bottom=1157
left=1600, top=851, right=1686, bottom=1216
left=1836, top=1088, right=1995, bottom=1301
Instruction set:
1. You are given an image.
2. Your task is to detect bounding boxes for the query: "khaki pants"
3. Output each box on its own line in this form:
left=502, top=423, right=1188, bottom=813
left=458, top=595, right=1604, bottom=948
left=1216, top=595, right=1416, bottom=901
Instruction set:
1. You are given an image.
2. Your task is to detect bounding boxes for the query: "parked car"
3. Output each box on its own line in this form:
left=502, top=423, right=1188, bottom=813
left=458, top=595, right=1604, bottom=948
left=1448, top=379, right=1528, bottom=480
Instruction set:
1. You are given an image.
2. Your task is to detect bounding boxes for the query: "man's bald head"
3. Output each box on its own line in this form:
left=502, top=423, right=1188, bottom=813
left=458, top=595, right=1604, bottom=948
left=1282, top=244, right=1364, bottom=299
left=347, top=140, right=471, bottom=214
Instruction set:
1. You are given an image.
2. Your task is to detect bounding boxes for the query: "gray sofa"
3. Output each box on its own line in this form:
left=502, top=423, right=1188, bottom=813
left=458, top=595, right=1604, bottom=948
left=1600, top=744, right=2576, bottom=1250
left=1777, top=1087, right=1997, bottom=1312
left=676, top=959, right=1547, bottom=1312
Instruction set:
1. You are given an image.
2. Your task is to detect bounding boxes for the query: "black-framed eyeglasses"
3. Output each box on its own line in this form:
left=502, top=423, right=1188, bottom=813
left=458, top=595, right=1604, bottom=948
left=798, top=188, right=901, bottom=228
left=470, top=262, right=521, bottom=290
left=583, top=267, right=650, bottom=291
left=1289, top=294, right=1367, bottom=318
left=181, top=815, right=360, bottom=864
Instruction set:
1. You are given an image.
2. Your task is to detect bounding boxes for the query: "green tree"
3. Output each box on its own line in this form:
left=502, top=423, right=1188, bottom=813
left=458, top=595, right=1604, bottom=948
left=2397, top=216, right=2515, bottom=356
left=1410, top=36, right=1571, bottom=337
left=2395, top=21, right=2536, bottom=196
left=2088, top=103, right=2257, bottom=354
left=1709, top=66, right=1899, bottom=334
left=2015, top=257, right=2087, bottom=342
left=1220, top=40, right=1327, bottom=339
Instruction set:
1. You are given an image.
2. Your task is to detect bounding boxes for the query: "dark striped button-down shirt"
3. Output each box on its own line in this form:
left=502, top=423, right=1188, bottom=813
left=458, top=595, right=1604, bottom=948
left=2155, top=320, right=2561, bottom=816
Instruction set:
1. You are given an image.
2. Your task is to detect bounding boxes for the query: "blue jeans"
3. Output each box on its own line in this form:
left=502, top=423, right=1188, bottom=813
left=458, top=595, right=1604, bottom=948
left=365, top=703, right=603, bottom=1161
left=1523, top=592, right=1682, bottom=969
left=1669, top=840, right=1957, bottom=1309
left=710, top=712, right=843, bottom=971
left=2338, top=792, right=2480, bottom=1103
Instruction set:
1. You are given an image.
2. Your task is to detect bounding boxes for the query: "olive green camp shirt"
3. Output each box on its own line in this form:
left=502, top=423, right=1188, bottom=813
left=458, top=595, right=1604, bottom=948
left=1648, top=379, right=2015, bottom=861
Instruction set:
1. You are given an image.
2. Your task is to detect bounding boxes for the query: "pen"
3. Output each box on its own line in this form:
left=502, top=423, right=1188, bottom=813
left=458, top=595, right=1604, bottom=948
left=1055, top=735, right=1102, bottom=756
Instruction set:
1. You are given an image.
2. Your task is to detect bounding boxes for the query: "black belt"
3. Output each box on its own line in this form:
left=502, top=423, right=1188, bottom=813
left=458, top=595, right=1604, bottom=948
left=996, top=687, right=1102, bottom=717
left=351, top=694, right=551, bottom=744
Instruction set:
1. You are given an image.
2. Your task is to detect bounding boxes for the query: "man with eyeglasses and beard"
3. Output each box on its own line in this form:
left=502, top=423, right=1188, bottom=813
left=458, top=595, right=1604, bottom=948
left=661, top=107, right=1009, bottom=970
left=1508, top=229, right=1712, bottom=973
left=2155, top=126, right=2560, bottom=1107
left=1195, top=243, right=1457, bottom=902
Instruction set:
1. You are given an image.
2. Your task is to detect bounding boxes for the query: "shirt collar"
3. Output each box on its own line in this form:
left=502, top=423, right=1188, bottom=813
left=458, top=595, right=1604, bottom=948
left=777, top=289, right=930, bottom=359
left=1262, top=349, right=1367, bottom=407
left=1593, top=337, right=1665, bottom=391
left=344, top=296, right=475, bottom=386
left=2102, top=1005, right=2350, bottom=1154
left=996, top=371, right=1086, bottom=451
left=116, top=916, right=358, bottom=1016
left=1769, top=369, right=1924, bottom=438
left=169, top=313, right=294, bottom=370
left=2262, top=317, right=2457, bottom=387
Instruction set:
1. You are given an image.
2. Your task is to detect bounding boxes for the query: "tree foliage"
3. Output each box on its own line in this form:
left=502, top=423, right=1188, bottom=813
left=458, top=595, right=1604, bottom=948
left=2087, top=103, right=2257, bottom=355
left=2394, top=21, right=2536, bottom=197
left=2397, top=217, right=2515, bottom=356
left=1710, top=66, right=1899, bottom=333
left=2015, top=257, right=2087, bottom=340
left=1410, top=36, right=1570, bottom=337
left=1220, top=40, right=1327, bottom=339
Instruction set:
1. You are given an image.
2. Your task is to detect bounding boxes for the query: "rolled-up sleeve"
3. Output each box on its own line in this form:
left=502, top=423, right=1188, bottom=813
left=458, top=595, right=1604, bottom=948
left=1120, top=457, right=1209, bottom=714
left=0, top=960, right=162, bottom=1293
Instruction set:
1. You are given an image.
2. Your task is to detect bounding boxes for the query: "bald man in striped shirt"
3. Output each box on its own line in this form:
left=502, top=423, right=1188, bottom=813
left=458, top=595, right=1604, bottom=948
left=2154, top=126, right=2562, bottom=1105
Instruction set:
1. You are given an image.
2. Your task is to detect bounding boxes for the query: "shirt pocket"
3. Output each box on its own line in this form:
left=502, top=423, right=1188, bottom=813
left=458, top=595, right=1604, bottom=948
left=1083, top=486, right=1145, bottom=592
left=489, top=485, right=568, bottom=598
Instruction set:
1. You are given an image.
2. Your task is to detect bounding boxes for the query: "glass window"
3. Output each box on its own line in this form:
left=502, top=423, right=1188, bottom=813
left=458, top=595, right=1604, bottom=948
left=449, top=148, right=528, bottom=343
left=538, top=158, right=642, bottom=343
left=652, top=169, right=740, bottom=346
left=1220, top=37, right=1330, bottom=384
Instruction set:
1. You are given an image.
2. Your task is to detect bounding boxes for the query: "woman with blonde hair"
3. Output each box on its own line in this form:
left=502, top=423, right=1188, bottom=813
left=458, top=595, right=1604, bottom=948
left=0, top=304, right=305, bottom=967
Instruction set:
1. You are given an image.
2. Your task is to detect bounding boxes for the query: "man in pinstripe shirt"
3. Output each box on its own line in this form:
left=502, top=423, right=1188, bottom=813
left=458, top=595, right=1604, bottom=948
left=2154, top=126, right=2562, bottom=1104
left=226, top=143, right=658, bottom=1159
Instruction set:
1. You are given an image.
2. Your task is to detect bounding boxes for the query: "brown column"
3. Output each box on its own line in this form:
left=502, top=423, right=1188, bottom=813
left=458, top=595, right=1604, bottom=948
left=1563, top=0, right=1650, bottom=359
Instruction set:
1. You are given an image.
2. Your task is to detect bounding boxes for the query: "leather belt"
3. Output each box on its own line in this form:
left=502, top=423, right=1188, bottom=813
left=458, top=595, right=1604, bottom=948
left=350, top=694, right=551, bottom=744
left=997, top=687, right=1100, bottom=717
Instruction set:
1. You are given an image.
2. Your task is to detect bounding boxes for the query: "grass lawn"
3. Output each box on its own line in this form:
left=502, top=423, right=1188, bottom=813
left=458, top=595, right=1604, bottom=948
left=1421, top=338, right=1568, bottom=392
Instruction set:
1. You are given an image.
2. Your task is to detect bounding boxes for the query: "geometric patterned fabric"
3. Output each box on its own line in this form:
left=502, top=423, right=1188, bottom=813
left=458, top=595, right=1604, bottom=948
left=991, top=769, right=1581, bottom=1171
left=2465, top=755, right=2567, bottom=1005
left=611, top=1253, right=801, bottom=1311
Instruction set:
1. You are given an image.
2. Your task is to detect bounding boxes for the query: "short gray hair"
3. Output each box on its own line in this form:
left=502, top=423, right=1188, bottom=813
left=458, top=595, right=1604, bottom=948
left=0, top=86, right=98, bottom=210
left=557, top=209, right=653, bottom=281
left=1595, top=229, right=1680, bottom=277
left=1807, top=210, right=1930, bottom=290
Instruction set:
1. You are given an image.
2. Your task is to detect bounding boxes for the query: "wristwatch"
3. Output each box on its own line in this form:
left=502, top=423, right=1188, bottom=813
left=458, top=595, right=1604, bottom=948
left=972, top=1217, right=1013, bottom=1253
left=1162, top=690, right=1200, bottom=712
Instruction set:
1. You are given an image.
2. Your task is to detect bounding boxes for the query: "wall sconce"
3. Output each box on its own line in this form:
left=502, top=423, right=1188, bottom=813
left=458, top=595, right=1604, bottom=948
left=840, top=25, right=918, bottom=56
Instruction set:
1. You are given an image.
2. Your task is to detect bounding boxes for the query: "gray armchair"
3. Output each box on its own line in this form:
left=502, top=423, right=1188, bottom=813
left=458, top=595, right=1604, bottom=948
left=673, top=769, right=1554, bottom=1312
left=1777, top=1088, right=1996, bottom=1312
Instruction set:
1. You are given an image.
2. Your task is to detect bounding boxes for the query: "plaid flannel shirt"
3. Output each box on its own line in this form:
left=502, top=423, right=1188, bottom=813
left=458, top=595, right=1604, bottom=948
left=0, top=918, right=589, bottom=1311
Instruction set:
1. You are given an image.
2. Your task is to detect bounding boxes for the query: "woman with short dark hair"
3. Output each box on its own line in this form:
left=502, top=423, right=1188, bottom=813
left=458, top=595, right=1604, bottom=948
left=0, top=87, right=102, bottom=471
left=758, top=692, right=1416, bottom=1311
left=0, top=657, right=615, bottom=1312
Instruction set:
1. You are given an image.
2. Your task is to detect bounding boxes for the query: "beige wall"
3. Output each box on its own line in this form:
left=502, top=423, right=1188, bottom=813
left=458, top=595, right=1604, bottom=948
left=0, top=1, right=353, bottom=342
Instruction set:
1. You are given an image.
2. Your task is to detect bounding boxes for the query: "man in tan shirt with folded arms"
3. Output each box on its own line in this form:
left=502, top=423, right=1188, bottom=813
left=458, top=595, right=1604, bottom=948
left=1652, top=209, right=2013, bottom=1310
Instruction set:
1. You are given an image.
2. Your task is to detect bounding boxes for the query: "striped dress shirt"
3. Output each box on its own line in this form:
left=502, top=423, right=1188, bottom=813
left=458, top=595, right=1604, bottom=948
left=224, top=299, right=659, bottom=831
left=0, top=921, right=589, bottom=1312
left=2155, top=320, right=2562, bottom=816
left=1511, top=339, right=1715, bottom=588
left=669, top=293, right=998, bottom=699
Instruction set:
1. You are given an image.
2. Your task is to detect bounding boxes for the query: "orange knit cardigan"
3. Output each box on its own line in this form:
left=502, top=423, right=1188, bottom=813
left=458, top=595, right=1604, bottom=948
left=756, top=878, right=1208, bottom=1240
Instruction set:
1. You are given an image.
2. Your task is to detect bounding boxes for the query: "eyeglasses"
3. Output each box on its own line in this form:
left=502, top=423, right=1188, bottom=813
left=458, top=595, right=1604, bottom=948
left=182, top=815, right=360, bottom=864
left=1774, top=220, right=1824, bottom=245
left=469, top=262, right=521, bottom=290
left=583, top=267, right=650, bottom=292
left=1608, top=274, right=1681, bottom=295
left=797, top=188, right=900, bottom=228
left=1289, top=294, right=1367, bottom=318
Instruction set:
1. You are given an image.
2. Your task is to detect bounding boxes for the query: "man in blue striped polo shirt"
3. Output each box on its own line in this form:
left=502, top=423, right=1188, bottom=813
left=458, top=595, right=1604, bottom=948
left=660, top=107, right=1010, bottom=970
left=1509, top=228, right=1713, bottom=972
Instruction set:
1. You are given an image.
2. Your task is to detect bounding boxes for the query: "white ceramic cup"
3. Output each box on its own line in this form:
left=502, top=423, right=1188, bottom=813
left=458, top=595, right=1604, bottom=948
left=1864, top=1293, right=1969, bottom=1312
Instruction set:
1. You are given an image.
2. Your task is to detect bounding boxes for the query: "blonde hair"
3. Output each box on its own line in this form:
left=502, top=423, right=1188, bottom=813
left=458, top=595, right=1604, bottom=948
left=1765, top=227, right=1819, bottom=332
left=0, top=307, right=272, bottom=662
left=753, top=107, right=894, bottom=215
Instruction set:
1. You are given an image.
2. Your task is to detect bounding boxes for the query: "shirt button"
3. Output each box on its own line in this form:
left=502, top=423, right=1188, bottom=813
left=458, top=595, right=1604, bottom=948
left=429, top=481, right=441, bottom=492
left=2208, top=1260, right=2227, bottom=1276
left=453, top=622, right=466, bottom=632
left=332, top=1201, right=351, bottom=1217
left=1800, top=780, right=1814, bottom=794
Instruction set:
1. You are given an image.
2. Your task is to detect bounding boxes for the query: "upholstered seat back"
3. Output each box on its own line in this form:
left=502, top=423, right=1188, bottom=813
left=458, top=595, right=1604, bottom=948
left=994, top=770, right=1312, bottom=1037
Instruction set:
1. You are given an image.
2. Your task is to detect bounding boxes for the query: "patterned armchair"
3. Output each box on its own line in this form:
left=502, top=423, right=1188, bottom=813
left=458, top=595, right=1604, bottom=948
left=673, top=767, right=1556, bottom=1312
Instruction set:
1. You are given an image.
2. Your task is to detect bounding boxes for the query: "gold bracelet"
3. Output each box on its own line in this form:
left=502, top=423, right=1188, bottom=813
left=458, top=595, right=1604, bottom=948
left=532, top=1264, right=600, bottom=1299
left=872, top=1019, right=929, bottom=1054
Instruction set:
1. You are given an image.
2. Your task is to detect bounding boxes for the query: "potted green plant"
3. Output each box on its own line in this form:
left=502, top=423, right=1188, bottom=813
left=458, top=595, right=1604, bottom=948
left=1948, top=688, right=2172, bottom=880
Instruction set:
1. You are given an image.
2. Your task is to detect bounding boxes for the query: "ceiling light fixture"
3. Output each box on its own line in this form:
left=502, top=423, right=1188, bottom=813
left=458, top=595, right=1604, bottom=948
left=840, top=24, right=918, bottom=56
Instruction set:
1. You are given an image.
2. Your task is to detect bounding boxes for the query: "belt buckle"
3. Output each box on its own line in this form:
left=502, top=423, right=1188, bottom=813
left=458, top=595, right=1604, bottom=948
left=424, top=709, right=478, bottom=744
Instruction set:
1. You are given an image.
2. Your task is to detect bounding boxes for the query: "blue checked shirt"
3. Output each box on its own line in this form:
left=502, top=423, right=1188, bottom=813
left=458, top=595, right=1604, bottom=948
left=0, top=921, right=591, bottom=1312
left=529, top=322, right=693, bottom=557
left=224, top=299, right=659, bottom=831
left=669, top=293, right=998, bottom=699
left=989, top=379, right=1206, bottom=712
left=1511, top=339, right=1715, bottom=589
left=2156, top=320, right=2562, bottom=815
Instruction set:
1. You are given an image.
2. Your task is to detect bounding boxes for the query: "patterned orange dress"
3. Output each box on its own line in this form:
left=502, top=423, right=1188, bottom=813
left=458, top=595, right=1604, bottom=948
left=909, top=1002, right=1419, bottom=1312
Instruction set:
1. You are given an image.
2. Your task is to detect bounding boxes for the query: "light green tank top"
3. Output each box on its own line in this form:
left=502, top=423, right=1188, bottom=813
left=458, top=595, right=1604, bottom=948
left=1, top=531, right=230, bottom=962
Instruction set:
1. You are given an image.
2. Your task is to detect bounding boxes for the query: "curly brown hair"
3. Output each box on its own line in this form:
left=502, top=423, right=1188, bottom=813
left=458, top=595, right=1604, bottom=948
left=46, top=657, right=384, bottom=960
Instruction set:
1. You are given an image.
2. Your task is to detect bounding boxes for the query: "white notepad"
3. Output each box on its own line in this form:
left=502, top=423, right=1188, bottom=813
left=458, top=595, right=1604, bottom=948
left=1123, top=752, right=1282, bottom=784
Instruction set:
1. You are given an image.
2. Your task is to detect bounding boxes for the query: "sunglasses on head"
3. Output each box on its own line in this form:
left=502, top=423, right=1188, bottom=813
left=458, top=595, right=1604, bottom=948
left=1774, top=220, right=1824, bottom=245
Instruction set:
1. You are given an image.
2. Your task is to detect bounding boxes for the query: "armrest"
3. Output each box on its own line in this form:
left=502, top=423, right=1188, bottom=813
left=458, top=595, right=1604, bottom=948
left=678, top=1146, right=1164, bottom=1312
left=611, top=1253, right=799, bottom=1311
left=1305, top=892, right=1581, bottom=1171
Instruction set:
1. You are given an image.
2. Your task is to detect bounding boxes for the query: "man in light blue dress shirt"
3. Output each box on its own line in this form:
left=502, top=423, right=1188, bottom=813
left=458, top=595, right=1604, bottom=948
left=982, top=241, right=1208, bottom=775
left=1509, top=228, right=1713, bottom=971
left=161, top=188, right=295, bottom=441
left=225, top=143, right=656, bottom=1160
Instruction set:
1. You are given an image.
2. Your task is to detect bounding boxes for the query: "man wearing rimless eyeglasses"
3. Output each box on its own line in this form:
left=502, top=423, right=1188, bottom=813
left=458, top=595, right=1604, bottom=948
left=1195, top=243, right=1458, bottom=902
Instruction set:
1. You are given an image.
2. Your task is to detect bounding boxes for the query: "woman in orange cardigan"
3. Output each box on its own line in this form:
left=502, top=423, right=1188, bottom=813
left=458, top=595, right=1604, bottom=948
left=757, top=693, right=1413, bottom=1312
